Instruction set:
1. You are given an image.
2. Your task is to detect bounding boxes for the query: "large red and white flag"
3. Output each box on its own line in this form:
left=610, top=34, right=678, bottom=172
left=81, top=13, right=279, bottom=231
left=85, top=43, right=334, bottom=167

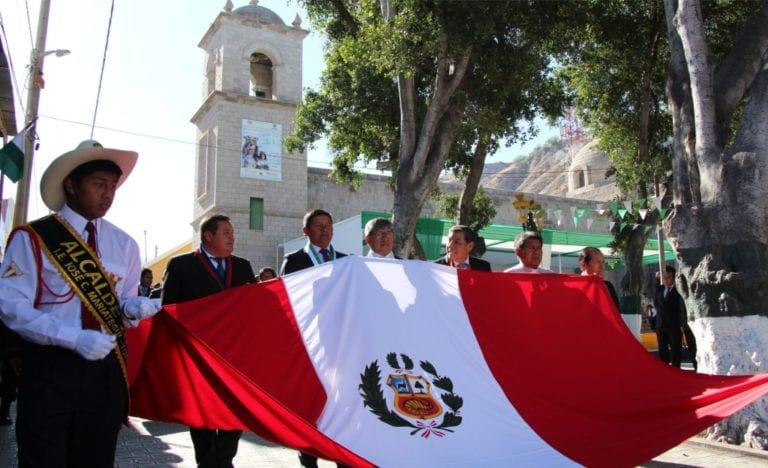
left=129, top=256, right=768, bottom=467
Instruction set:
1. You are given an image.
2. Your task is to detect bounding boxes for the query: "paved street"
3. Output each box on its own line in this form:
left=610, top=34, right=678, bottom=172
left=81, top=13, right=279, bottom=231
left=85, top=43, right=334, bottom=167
left=1, top=410, right=336, bottom=468
left=3, top=405, right=768, bottom=467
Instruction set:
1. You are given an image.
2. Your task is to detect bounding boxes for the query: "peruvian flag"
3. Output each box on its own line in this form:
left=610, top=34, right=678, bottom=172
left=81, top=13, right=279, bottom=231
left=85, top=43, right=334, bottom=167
left=129, top=256, right=768, bottom=467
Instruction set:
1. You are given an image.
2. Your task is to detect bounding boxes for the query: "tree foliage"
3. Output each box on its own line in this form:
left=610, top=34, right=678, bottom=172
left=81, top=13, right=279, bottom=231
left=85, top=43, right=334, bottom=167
left=559, top=0, right=671, bottom=196
left=287, top=0, right=568, bottom=257
left=435, top=187, right=496, bottom=233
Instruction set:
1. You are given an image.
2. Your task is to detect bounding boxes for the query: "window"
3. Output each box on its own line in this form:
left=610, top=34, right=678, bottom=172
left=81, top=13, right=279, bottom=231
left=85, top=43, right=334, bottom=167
left=249, top=197, right=264, bottom=230
left=250, top=53, right=273, bottom=98
left=577, top=169, right=585, bottom=188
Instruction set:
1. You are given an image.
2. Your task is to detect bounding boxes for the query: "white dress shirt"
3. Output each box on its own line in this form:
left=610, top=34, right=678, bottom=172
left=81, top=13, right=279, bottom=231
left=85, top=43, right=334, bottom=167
left=0, top=204, right=141, bottom=350
left=366, top=250, right=395, bottom=259
left=504, top=264, right=555, bottom=274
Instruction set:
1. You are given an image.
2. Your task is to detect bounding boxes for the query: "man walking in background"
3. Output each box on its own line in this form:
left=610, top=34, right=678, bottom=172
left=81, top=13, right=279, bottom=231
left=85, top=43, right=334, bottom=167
left=504, top=230, right=554, bottom=273
left=363, top=217, right=398, bottom=259
left=281, top=208, right=346, bottom=467
left=435, top=225, right=491, bottom=271
left=281, top=209, right=347, bottom=275
left=161, top=214, right=256, bottom=467
left=138, top=268, right=153, bottom=296
left=653, top=265, right=685, bottom=368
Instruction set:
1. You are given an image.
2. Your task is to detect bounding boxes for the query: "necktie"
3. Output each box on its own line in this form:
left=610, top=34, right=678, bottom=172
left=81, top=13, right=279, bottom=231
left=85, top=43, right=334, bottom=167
left=457, top=262, right=469, bottom=270
left=81, top=222, right=101, bottom=330
left=320, top=248, right=331, bottom=262
left=216, top=257, right=226, bottom=283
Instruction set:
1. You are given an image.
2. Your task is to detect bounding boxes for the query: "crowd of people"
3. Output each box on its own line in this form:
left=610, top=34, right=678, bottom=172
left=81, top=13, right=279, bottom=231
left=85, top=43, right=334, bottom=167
left=0, top=138, right=697, bottom=467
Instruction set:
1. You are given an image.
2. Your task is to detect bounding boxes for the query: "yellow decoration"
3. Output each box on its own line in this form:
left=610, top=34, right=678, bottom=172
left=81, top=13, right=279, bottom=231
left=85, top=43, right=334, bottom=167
left=512, top=193, right=545, bottom=230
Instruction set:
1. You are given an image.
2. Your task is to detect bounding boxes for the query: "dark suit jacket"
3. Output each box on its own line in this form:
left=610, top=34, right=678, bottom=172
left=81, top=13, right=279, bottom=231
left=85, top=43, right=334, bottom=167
left=434, top=255, right=492, bottom=271
left=653, top=286, right=685, bottom=331
left=281, top=247, right=347, bottom=275
left=161, top=250, right=256, bottom=305
left=604, top=280, right=620, bottom=310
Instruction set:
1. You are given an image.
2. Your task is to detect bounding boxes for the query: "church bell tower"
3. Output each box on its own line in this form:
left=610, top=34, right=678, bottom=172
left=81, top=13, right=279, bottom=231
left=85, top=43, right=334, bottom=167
left=191, top=1, right=309, bottom=270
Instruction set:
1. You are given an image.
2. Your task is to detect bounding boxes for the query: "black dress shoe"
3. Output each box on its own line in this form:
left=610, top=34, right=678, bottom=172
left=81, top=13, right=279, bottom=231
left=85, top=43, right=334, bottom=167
left=0, top=417, right=12, bottom=426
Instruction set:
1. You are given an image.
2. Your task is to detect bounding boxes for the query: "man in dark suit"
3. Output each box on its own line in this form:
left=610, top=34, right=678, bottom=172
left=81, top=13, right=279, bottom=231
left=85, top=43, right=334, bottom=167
left=653, top=265, right=685, bottom=367
left=161, top=214, right=256, bottom=468
left=281, top=209, right=347, bottom=275
left=280, top=209, right=346, bottom=467
left=435, top=225, right=491, bottom=271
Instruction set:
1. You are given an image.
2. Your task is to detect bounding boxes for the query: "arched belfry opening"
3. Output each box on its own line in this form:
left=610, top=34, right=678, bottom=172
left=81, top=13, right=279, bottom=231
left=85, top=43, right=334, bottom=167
left=577, top=168, right=586, bottom=188
left=250, top=52, right=273, bottom=98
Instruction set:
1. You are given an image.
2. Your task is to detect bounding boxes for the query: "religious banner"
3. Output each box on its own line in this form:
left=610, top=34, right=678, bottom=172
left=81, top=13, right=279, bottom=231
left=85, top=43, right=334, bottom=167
left=239, top=119, right=282, bottom=181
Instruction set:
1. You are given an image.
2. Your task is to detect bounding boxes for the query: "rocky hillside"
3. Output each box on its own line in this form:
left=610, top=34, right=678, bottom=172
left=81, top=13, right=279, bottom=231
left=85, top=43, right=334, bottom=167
left=443, top=137, right=591, bottom=197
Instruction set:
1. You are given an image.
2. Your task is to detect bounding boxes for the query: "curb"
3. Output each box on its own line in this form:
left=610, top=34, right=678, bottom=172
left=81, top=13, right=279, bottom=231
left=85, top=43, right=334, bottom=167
left=683, top=436, right=768, bottom=460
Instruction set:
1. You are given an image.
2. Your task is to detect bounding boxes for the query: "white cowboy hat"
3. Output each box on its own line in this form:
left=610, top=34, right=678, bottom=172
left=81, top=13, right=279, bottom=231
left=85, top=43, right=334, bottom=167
left=40, top=140, right=138, bottom=211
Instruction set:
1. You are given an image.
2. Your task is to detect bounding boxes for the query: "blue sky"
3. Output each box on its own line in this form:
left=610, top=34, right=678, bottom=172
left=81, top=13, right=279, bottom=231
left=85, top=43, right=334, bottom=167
left=1, top=0, right=557, bottom=263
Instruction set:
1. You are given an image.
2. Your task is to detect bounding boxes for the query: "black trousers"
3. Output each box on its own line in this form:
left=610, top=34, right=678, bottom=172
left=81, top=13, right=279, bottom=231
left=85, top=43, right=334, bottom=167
left=0, top=356, right=19, bottom=405
left=16, top=344, right=126, bottom=468
left=657, top=326, right=683, bottom=367
left=299, top=451, right=347, bottom=467
left=189, top=427, right=242, bottom=468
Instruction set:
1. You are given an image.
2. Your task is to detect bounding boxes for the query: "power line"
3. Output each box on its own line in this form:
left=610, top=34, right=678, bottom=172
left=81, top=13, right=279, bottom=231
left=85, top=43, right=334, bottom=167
left=90, top=0, right=115, bottom=138
left=23, top=0, right=34, bottom=47
left=38, top=113, right=334, bottom=167
left=38, top=113, right=614, bottom=180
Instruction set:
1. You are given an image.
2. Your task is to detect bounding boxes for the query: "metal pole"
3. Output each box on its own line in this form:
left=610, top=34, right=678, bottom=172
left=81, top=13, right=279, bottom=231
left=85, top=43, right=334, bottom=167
left=143, top=229, right=148, bottom=264
left=13, top=0, right=51, bottom=227
left=657, top=225, right=665, bottom=285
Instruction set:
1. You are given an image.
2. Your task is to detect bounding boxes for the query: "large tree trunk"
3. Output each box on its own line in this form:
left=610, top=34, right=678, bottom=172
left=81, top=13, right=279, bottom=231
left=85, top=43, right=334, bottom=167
left=664, top=0, right=768, bottom=447
left=458, top=131, right=490, bottom=226
left=391, top=25, right=472, bottom=258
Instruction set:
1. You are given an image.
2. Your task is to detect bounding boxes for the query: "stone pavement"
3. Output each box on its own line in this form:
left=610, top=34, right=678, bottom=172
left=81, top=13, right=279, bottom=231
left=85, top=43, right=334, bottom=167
left=3, top=406, right=768, bottom=467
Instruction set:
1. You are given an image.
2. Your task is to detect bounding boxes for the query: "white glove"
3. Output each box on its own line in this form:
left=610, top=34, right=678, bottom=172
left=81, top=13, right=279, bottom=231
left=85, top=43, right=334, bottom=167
left=74, top=330, right=116, bottom=361
left=122, top=296, right=161, bottom=321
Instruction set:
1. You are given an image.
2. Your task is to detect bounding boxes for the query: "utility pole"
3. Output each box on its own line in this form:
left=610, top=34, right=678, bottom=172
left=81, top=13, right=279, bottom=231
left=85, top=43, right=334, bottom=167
left=13, top=0, right=51, bottom=227
left=143, top=230, right=148, bottom=264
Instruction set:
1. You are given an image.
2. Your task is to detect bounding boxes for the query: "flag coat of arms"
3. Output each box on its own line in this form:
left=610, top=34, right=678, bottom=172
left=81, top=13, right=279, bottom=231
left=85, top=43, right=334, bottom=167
left=129, top=256, right=768, bottom=467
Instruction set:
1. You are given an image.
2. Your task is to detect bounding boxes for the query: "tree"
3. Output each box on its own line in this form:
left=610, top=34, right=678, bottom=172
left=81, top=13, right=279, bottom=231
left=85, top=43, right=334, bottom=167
left=664, top=0, right=768, bottom=446
left=558, top=0, right=671, bottom=304
left=434, top=186, right=497, bottom=257
left=287, top=0, right=564, bottom=258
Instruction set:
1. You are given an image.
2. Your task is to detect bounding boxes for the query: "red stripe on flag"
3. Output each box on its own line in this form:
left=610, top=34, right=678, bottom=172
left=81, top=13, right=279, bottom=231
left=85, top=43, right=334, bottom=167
left=459, top=271, right=768, bottom=467
left=128, top=279, right=374, bottom=466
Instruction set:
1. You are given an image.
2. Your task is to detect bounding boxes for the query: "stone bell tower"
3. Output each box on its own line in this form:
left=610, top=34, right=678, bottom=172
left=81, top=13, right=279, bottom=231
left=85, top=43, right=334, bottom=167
left=191, top=1, right=309, bottom=270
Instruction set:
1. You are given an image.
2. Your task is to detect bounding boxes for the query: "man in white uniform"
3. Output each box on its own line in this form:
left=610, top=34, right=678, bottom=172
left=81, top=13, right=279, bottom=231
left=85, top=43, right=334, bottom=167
left=0, top=140, right=160, bottom=467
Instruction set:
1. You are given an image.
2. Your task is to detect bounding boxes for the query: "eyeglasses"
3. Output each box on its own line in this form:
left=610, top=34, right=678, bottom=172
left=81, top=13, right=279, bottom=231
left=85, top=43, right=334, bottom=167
left=521, top=245, right=542, bottom=252
left=372, top=230, right=394, bottom=239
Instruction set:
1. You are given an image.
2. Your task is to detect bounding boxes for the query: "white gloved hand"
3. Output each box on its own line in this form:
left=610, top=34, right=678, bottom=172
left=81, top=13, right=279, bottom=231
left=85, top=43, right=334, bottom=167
left=74, top=330, right=116, bottom=361
left=122, top=296, right=161, bottom=321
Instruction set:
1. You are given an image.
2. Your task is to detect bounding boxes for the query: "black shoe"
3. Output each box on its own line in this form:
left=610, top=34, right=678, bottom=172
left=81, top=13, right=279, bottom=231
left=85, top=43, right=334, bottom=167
left=298, top=452, right=319, bottom=468
left=0, top=417, right=11, bottom=426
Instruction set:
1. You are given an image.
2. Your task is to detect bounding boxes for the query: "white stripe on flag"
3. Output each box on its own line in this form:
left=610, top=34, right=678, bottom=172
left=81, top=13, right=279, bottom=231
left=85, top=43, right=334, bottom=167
left=282, top=256, right=577, bottom=467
